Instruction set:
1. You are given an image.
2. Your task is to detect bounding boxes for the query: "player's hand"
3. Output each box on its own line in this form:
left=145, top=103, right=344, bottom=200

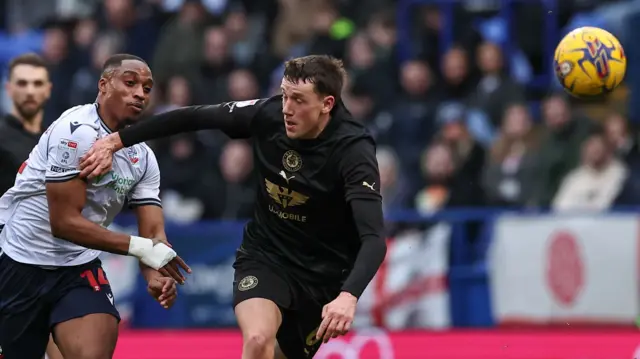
left=152, top=238, right=191, bottom=284
left=79, top=134, right=123, bottom=179
left=147, top=276, right=177, bottom=309
left=316, top=291, right=357, bottom=343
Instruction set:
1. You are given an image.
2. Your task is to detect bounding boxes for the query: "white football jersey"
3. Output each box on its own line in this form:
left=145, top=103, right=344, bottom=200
left=0, top=104, right=161, bottom=267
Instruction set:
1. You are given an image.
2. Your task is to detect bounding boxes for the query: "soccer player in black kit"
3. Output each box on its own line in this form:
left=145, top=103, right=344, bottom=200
left=79, top=55, right=387, bottom=359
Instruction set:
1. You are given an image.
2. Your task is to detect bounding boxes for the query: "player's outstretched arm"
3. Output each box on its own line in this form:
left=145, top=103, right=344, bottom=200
left=79, top=99, right=265, bottom=179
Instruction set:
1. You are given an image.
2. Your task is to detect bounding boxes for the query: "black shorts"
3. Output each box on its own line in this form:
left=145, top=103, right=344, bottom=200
left=233, top=255, right=339, bottom=359
left=0, top=252, right=120, bottom=359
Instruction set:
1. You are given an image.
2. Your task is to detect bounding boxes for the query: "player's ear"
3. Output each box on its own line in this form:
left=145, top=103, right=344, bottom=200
left=98, top=77, right=107, bottom=94
left=321, top=95, right=335, bottom=115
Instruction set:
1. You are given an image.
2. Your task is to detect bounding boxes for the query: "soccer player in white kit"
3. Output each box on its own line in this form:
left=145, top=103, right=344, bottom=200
left=0, top=54, right=190, bottom=359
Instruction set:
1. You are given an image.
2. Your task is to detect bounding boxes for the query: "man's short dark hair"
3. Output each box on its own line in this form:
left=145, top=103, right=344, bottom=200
left=7, top=53, right=48, bottom=79
left=102, top=54, right=147, bottom=76
left=283, top=55, right=347, bottom=100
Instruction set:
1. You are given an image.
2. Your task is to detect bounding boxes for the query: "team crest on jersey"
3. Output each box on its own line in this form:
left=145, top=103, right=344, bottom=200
left=57, top=138, right=78, bottom=165
left=126, top=147, right=139, bottom=164
left=238, top=276, right=258, bottom=291
left=282, top=150, right=302, bottom=172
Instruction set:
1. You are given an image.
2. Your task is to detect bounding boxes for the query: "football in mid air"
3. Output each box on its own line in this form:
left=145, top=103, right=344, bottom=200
left=554, top=26, right=626, bottom=98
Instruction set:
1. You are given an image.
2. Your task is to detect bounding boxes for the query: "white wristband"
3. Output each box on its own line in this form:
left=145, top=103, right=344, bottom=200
left=141, top=243, right=176, bottom=270
left=128, top=236, right=177, bottom=270
left=128, top=235, right=153, bottom=258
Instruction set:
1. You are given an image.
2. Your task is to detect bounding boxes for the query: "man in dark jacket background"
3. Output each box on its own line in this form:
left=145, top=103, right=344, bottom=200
left=0, top=53, right=51, bottom=194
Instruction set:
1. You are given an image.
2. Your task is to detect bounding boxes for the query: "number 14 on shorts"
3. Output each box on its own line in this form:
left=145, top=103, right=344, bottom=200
left=80, top=268, right=110, bottom=291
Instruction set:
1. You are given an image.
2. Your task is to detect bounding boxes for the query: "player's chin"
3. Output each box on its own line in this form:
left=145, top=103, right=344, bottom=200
left=285, top=128, right=302, bottom=139
left=127, top=104, right=146, bottom=116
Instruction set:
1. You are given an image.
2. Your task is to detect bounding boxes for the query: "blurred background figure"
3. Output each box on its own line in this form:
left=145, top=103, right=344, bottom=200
left=482, top=103, right=540, bottom=207
left=0, top=53, right=50, bottom=194
left=552, top=132, right=627, bottom=212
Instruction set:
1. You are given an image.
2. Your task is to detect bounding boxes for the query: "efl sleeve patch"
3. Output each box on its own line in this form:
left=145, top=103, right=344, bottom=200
left=56, top=138, right=79, bottom=165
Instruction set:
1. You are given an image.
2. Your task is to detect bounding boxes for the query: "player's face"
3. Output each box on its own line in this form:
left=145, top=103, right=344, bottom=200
left=281, top=78, right=334, bottom=139
left=5, top=64, right=51, bottom=120
left=100, top=59, right=153, bottom=124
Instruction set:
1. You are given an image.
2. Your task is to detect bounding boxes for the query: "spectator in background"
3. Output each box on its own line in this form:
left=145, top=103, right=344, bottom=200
left=223, top=4, right=261, bottom=68
left=0, top=54, right=51, bottom=194
left=99, top=0, right=161, bottom=60
left=365, top=9, right=397, bottom=67
left=532, top=93, right=596, bottom=207
left=157, top=133, right=219, bottom=222
left=152, top=0, right=207, bottom=84
left=439, top=46, right=475, bottom=102
left=69, top=33, right=121, bottom=106
left=197, top=25, right=236, bottom=103
left=227, top=68, right=259, bottom=101
left=345, top=33, right=376, bottom=80
left=344, top=32, right=395, bottom=105
left=415, top=141, right=456, bottom=214
left=415, top=140, right=484, bottom=214
left=604, top=112, right=640, bottom=166
left=41, top=26, right=73, bottom=126
left=436, top=103, right=486, bottom=193
left=384, top=59, right=439, bottom=191
left=468, top=42, right=525, bottom=128
left=305, top=1, right=348, bottom=59
left=553, top=133, right=627, bottom=212
left=155, top=74, right=193, bottom=114
left=482, top=103, right=540, bottom=207
left=69, top=18, right=99, bottom=68
left=377, top=146, right=411, bottom=212
left=211, top=140, right=256, bottom=219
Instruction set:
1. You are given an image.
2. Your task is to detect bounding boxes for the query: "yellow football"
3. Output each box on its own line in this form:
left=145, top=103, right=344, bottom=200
left=554, top=26, right=626, bottom=98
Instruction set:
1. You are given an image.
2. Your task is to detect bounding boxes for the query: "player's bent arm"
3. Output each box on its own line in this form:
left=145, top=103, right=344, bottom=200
left=337, top=138, right=387, bottom=298
left=46, top=180, right=177, bottom=270
left=114, top=100, right=266, bottom=149
left=47, top=178, right=132, bottom=254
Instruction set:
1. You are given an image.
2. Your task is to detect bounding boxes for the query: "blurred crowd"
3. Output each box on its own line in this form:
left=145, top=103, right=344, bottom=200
left=1, top=0, right=640, bottom=222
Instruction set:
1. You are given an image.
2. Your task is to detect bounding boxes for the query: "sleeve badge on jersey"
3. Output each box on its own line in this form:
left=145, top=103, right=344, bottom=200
left=57, top=138, right=78, bottom=165
left=126, top=147, right=139, bottom=164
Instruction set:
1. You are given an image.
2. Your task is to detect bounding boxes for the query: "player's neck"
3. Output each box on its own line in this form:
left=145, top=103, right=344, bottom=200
left=306, top=113, right=331, bottom=139
left=11, top=108, right=42, bottom=135
left=95, top=100, right=119, bottom=132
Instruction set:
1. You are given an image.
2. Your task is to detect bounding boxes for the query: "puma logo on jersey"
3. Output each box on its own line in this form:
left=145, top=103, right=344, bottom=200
left=279, top=170, right=295, bottom=183
left=362, top=181, right=376, bottom=191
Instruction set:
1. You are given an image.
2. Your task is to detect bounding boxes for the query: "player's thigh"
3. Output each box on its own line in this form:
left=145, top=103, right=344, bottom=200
left=50, top=261, right=120, bottom=359
left=233, top=258, right=292, bottom=347
left=45, top=335, right=64, bottom=359
left=52, top=313, right=118, bottom=359
left=0, top=254, right=51, bottom=359
left=276, top=304, right=324, bottom=359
